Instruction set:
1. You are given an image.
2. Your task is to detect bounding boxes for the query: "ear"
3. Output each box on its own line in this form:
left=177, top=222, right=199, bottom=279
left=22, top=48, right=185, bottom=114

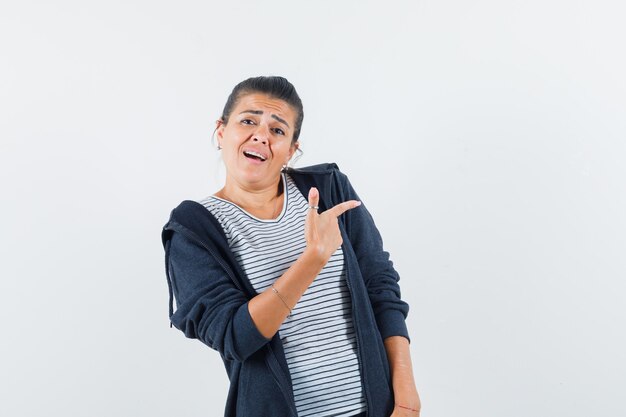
left=288, top=141, right=299, bottom=160
left=216, top=119, right=224, bottom=139
left=215, top=120, right=225, bottom=148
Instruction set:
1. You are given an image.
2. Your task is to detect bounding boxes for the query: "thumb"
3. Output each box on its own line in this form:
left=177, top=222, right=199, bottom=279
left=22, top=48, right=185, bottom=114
left=308, top=187, right=319, bottom=210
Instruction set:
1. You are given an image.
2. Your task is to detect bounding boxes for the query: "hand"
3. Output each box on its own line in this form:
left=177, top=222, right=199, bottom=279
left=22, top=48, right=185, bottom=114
left=304, top=187, right=360, bottom=262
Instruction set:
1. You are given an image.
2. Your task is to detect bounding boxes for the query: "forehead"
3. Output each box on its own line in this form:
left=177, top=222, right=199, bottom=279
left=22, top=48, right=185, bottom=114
left=233, top=93, right=296, bottom=121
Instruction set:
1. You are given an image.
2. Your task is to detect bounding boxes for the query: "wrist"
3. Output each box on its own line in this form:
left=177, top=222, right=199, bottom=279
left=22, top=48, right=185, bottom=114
left=394, top=386, right=419, bottom=406
left=302, top=246, right=330, bottom=267
left=395, top=403, right=420, bottom=413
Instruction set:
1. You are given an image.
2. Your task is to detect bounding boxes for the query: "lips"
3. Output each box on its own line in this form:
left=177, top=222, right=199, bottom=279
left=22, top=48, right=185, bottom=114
left=243, top=148, right=268, bottom=162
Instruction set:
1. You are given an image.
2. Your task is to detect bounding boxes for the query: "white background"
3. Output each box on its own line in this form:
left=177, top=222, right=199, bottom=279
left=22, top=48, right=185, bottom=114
left=2, top=1, right=625, bottom=416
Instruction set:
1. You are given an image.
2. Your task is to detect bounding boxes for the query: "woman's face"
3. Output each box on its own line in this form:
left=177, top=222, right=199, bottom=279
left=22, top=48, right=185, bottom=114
left=217, top=93, right=299, bottom=189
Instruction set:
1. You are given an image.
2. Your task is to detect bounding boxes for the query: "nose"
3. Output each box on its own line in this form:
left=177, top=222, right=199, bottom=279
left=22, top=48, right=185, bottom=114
left=252, top=136, right=267, bottom=145
left=251, top=123, right=270, bottom=145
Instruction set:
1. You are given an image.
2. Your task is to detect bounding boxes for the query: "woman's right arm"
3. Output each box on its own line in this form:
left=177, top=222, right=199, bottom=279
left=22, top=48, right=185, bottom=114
left=168, top=231, right=271, bottom=362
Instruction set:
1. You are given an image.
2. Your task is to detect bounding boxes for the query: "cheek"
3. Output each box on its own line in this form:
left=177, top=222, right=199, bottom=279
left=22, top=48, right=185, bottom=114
left=222, top=144, right=240, bottom=161
left=273, top=140, right=293, bottom=154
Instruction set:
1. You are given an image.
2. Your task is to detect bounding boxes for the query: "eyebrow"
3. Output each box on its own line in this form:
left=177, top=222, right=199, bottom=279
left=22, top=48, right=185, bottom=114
left=239, top=110, right=290, bottom=128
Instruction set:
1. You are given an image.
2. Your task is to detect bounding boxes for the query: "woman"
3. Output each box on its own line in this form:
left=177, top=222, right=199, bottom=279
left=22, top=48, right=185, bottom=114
left=161, top=76, right=421, bottom=417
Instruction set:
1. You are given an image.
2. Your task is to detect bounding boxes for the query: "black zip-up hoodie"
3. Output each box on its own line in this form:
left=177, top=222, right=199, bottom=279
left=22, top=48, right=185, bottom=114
left=161, top=163, right=410, bottom=417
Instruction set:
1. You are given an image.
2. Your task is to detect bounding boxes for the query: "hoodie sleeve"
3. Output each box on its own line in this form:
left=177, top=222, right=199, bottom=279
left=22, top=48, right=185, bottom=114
left=166, top=230, right=271, bottom=362
left=335, top=169, right=411, bottom=343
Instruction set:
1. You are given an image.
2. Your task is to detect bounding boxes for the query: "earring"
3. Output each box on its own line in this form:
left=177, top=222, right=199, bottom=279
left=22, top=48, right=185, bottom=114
left=217, top=144, right=222, bottom=150
left=281, top=164, right=288, bottom=171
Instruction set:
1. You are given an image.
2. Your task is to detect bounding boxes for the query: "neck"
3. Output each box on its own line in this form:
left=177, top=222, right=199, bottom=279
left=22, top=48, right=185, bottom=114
left=216, top=174, right=284, bottom=218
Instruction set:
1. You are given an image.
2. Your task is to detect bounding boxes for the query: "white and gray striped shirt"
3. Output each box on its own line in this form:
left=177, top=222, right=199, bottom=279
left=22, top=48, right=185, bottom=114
left=199, top=173, right=367, bottom=417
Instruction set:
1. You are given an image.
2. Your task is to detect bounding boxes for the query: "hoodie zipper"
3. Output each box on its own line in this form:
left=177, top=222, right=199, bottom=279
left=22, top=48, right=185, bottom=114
left=266, top=345, right=299, bottom=416
left=343, top=244, right=371, bottom=416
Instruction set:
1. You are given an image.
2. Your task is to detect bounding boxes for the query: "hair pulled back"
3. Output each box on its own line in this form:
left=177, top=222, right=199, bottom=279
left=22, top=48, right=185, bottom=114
left=220, top=76, right=304, bottom=144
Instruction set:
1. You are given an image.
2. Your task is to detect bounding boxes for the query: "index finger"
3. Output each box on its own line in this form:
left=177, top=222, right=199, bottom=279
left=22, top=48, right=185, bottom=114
left=325, top=200, right=361, bottom=218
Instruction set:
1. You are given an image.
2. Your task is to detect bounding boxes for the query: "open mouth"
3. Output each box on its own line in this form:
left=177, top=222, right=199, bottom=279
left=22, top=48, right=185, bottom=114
left=243, top=150, right=267, bottom=162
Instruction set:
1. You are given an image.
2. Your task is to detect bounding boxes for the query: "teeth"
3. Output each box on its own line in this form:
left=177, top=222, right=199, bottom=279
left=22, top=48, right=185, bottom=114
left=244, top=151, right=266, bottom=161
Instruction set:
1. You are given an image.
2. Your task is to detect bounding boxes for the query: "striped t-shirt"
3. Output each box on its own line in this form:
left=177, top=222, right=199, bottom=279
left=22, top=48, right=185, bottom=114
left=198, top=173, right=367, bottom=417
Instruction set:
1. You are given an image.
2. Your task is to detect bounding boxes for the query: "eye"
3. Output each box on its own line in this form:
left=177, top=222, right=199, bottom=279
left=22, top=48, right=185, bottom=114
left=273, top=127, right=285, bottom=136
left=241, top=118, right=255, bottom=125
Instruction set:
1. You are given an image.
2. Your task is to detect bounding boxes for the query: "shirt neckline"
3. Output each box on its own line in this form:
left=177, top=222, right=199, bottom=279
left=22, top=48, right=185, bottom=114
left=209, top=173, right=289, bottom=223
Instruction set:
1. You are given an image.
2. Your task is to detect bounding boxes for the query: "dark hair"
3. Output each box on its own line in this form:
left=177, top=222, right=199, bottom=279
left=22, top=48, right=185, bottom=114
left=220, top=76, right=304, bottom=144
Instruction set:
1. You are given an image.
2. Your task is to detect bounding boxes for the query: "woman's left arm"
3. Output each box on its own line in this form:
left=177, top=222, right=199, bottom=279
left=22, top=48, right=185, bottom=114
left=384, top=336, right=421, bottom=416
left=332, top=168, right=421, bottom=415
